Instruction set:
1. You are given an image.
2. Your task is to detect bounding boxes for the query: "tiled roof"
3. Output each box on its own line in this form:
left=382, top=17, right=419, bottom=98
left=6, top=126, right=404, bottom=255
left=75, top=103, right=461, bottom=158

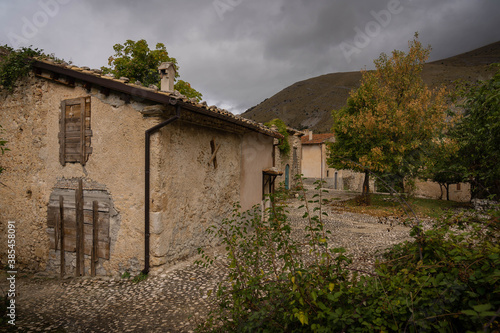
left=301, top=133, right=335, bottom=145
left=30, top=57, right=282, bottom=139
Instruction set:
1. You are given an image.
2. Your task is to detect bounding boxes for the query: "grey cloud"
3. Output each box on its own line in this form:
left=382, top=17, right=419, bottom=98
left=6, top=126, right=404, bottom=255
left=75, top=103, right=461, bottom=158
left=0, top=0, right=499, bottom=114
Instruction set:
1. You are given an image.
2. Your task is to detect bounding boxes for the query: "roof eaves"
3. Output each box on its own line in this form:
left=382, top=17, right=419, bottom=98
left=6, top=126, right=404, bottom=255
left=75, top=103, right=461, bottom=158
left=31, top=58, right=282, bottom=139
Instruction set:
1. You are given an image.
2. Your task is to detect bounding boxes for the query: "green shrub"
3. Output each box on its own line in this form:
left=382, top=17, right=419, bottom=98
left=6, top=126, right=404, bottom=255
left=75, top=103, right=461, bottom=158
left=265, top=118, right=290, bottom=157
left=0, top=45, right=42, bottom=92
left=196, top=178, right=500, bottom=332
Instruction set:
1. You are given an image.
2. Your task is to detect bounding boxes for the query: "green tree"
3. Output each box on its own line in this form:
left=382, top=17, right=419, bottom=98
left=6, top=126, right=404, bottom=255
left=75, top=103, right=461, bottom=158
left=173, top=79, right=203, bottom=102
left=422, top=138, right=462, bottom=200
left=265, top=118, right=290, bottom=156
left=101, top=39, right=203, bottom=101
left=453, top=65, right=500, bottom=199
left=327, top=34, right=449, bottom=202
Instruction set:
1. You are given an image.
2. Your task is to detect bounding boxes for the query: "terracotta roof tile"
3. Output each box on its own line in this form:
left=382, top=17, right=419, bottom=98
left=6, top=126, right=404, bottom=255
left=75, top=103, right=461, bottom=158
left=301, top=133, right=335, bottom=145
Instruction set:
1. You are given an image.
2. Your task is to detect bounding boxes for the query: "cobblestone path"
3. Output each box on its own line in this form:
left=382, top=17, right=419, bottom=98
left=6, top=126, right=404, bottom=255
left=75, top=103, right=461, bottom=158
left=1, top=189, right=421, bottom=332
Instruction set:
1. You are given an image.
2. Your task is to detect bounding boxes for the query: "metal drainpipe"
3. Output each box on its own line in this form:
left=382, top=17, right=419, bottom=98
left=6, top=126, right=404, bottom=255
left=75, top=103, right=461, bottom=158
left=143, top=103, right=181, bottom=275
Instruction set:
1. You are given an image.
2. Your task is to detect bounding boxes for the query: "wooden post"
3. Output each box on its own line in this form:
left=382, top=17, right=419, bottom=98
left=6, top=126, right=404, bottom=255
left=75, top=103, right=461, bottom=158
left=59, top=196, right=65, bottom=279
left=91, top=200, right=98, bottom=277
left=75, top=179, right=84, bottom=276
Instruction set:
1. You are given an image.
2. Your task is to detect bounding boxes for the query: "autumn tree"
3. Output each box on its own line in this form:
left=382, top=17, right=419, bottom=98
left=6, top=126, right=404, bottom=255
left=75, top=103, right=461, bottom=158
left=327, top=34, right=449, bottom=202
left=101, top=39, right=203, bottom=101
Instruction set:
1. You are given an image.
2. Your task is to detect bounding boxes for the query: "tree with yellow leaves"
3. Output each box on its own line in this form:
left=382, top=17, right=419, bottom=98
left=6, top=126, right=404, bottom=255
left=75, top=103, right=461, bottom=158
left=328, top=34, right=450, bottom=202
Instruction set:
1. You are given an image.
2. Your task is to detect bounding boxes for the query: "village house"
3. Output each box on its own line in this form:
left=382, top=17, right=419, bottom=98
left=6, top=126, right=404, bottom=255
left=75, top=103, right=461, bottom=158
left=271, top=126, right=304, bottom=190
left=301, top=130, right=373, bottom=191
left=0, top=58, right=284, bottom=276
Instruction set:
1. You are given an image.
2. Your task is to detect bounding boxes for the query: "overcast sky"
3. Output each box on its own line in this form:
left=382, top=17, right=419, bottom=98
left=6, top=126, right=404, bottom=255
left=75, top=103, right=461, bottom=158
left=1, top=0, right=499, bottom=114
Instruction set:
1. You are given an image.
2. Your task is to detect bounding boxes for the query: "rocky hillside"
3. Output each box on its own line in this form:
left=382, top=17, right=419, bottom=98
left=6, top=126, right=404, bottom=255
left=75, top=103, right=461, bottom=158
left=242, top=41, right=500, bottom=133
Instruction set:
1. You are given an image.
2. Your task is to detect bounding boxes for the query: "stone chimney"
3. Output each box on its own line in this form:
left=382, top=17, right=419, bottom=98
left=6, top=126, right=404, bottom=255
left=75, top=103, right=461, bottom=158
left=158, top=62, right=176, bottom=92
left=309, top=130, right=313, bottom=141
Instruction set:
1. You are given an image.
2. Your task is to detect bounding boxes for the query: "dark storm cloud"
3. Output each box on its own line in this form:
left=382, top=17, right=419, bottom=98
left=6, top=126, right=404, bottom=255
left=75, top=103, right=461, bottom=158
left=1, top=0, right=499, bottom=114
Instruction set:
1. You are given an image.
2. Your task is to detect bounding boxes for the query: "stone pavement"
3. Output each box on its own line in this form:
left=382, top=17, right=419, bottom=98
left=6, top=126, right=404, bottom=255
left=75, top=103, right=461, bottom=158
left=2, top=256, right=227, bottom=332
left=1, top=189, right=420, bottom=332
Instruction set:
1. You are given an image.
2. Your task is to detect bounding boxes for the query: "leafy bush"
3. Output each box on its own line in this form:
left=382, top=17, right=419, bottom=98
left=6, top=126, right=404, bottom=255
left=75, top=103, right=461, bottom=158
left=0, top=45, right=42, bottom=92
left=265, top=119, right=290, bottom=157
left=197, top=178, right=500, bottom=332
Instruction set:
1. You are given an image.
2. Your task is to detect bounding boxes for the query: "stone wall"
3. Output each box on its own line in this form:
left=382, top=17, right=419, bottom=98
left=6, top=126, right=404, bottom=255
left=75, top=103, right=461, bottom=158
left=0, top=73, right=275, bottom=276
left=0, top=74, right=159, bottom=275
left=274, top=132, right=302, bottom=189
left=413, top=179, right=471, bottom=202
left=149, top=120, right=242, bottom=267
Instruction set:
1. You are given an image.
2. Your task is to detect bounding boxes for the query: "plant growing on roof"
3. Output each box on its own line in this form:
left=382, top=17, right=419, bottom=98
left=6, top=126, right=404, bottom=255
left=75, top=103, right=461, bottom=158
left=0, top=45, right=42, bottom=92
left=265, top=118, right=290, bottom=157
left=101, top=39, right=203, bottom=102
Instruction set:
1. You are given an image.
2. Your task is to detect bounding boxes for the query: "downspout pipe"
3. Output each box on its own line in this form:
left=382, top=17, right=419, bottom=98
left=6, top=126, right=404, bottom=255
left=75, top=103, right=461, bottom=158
left=143, top=103, right=181, bottom=275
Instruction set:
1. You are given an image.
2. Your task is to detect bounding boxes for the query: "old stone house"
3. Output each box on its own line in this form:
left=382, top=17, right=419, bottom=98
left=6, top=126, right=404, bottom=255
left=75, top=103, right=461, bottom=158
left=0, top=58, right=283, bottom=276
left=271, top=127, right=304, bottom=190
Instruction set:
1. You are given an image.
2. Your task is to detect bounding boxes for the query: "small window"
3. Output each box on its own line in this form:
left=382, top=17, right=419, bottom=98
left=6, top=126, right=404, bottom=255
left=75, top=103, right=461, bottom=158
left=456, top=183, right=461, bottom=191
left=59, top=97, right=92, bottom=166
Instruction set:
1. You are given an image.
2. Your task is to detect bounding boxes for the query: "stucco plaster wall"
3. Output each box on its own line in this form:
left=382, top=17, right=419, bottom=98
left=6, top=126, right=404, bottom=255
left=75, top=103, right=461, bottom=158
left=413, top=179, right=471, bottom=202
left=302, top=144, right=322, bottom=178
left=0, top=74, right=157, bottom=275
left=149, top=120, right=241, bottom=267
left=240, top=132, right=274, bottom=211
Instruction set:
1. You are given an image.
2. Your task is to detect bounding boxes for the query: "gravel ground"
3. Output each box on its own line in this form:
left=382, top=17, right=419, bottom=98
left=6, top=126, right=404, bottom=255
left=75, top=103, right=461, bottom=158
left=1, top=188, right=425, bottom=332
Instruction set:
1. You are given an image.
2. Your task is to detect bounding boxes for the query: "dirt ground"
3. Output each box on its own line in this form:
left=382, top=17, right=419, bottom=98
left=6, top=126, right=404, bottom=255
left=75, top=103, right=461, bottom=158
left=1, top=189, right=424, bottom=332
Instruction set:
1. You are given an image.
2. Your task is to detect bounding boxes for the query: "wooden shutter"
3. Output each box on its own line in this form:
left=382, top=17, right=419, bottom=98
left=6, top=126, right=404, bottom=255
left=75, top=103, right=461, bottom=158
left=59, top=97, right=92, bottom=165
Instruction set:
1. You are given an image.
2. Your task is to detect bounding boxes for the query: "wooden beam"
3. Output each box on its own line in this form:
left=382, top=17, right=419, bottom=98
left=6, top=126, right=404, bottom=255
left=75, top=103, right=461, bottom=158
left=100, top=87, right=110, bottom=96
left=209, top=141, right=221, bottom=168
left=84, top=82, right=92, bottom=92
left=75, top=179, right=84, bottom=276
left=59, top=196, right=65, bottom=279
left=91, top=200, right=98, bottom=277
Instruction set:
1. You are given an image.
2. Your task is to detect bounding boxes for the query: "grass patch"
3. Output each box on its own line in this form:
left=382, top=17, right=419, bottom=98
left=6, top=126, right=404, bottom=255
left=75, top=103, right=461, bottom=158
left=340, top=194, right=469, bottom=219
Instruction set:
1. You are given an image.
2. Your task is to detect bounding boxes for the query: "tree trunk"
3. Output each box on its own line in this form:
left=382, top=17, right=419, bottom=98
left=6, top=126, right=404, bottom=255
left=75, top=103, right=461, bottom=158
left=361, top=170, right=371, bottom=205
left=363, top=170, right=370, bottom=195
left=445, top=183, right=449, bottom=201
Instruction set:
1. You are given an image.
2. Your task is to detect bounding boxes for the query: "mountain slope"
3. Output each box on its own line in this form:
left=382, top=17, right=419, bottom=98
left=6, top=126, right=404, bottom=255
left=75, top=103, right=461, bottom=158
left=242, top=41, right=500, bottom=133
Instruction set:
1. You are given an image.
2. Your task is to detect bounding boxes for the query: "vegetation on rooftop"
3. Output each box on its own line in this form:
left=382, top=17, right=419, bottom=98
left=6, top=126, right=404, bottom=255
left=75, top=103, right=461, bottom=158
left=265, top=118, right=291, bottom=156
left=0, top=45, right=42, bottom=92
left=101, top=39, right=203, bottom=102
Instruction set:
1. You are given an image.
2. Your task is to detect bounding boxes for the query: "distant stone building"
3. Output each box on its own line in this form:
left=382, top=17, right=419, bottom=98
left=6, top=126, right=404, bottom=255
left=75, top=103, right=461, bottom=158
left=0, top=58, right=282, bottom=276
left=301, top=131, right=470, bottom=201
left=301, top=131, right=373, bottom=191
left=272, top=127, right=304, bottom=190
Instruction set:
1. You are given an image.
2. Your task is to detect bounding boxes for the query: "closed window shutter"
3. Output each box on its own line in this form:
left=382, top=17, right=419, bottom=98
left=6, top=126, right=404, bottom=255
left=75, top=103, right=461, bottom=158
left=59, top=97, right=92, bottom=166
